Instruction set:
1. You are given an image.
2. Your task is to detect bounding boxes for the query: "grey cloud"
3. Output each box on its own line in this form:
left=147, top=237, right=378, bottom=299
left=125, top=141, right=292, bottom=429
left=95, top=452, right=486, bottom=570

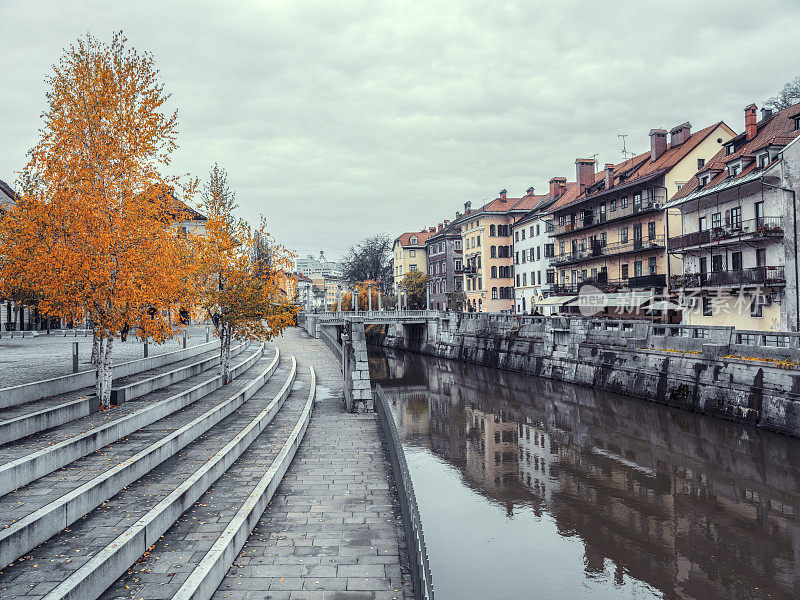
left=1, top=0, right=799, bottom=259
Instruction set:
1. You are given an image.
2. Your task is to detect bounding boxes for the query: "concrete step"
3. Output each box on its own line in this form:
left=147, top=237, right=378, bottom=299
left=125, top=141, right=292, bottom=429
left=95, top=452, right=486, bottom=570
left=0, top=354, right=303, bottom=600
left=0, top=344, right=261, bottom=498
left=0, top=345, right=237, bottom=447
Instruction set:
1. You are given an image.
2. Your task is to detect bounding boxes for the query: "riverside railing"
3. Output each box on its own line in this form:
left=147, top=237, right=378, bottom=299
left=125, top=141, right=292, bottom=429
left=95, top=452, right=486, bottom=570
left=373, top=384, right=434, bottom=600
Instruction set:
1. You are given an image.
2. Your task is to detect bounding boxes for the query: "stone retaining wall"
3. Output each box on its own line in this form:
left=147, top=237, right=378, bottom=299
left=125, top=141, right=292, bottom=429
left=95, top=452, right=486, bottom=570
left=370, top=314, right=800, bottom=437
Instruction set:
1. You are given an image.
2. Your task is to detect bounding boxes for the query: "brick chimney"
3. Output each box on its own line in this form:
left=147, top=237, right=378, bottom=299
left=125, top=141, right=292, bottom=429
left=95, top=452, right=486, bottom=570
left=464, top=201, right=471, bottom=213
left=604, top=163, right=615, bottom=189
left=444, top=219, right=450, bottom=226
left=575, top=159, right=596, bottom=194
left=438, top=222, right=443, bottom=231
left=526, top=186, right=535, bottom=196
left=428, top=226, right=436, bottom=233
left=649, top=129, right=668, bottom=161
left=669, top=122, right=691, bottom=147
left=549, top=177, right=567, bottom=198
left=499, top=189, right=507, bottom=202
left=745, top=103, right=758, bottom=139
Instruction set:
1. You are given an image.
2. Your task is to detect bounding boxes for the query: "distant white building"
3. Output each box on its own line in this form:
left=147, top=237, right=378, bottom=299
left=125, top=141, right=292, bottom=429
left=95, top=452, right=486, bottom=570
left=296, top=250, right=343, bottom=278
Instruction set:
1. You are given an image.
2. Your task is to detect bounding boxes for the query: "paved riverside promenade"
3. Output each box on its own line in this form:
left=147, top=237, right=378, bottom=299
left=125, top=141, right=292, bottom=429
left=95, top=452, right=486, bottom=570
left=210, top=327, right=412, bottom=600
left=0, top=324, right=210, bottom=388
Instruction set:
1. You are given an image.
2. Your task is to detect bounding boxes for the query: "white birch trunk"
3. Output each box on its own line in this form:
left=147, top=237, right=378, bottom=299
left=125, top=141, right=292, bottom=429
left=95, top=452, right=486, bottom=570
left=90, top=331, right=100, bottom=364
left=95, top=335, right=114, bottom=409
left=220, top=326, right=231, bottom=384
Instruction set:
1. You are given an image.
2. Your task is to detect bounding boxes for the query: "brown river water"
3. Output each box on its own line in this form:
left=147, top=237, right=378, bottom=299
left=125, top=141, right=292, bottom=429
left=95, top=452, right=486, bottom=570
left=368, top=345, right=800, bottom=600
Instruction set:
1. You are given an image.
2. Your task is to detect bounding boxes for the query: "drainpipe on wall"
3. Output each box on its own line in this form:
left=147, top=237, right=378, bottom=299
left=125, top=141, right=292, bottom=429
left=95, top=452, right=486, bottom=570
left=761, top=175, right=799, bottom=332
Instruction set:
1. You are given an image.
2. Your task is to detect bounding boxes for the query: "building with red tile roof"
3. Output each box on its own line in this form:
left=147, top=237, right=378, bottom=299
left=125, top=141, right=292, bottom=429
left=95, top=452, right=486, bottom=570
left=664, top=102, right=800, bottom=331
left=392, top=228, right=434, bottom=295
left=547, top=120, right=735, bottom=318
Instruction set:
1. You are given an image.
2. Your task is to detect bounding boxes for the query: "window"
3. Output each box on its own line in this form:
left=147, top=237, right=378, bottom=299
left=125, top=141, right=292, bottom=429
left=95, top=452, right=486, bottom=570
left=730, top=207, right=742, bottom=229
left=751, top=295, right=764, bottom=317
left=477, top=277, right=482, bottom=289
left=697, top=158, right=705, bottom=170
left=648, top=257, right=656, bottom=275
left=711, top=212, right=721, bottom=229
left=633, top=193, right=642, bottom=212
left=698, top=175, right=709, bottom=189
left=559, top=241, right=565, bottom=254
left=726, top=144, right=735, bottom=155
left=530, top=225, right=535, bottom=237
left=703, top=297, right=712, bottom=316
left=610, top=199, right=616, bottom=212
left=490, top=246, right=497, bottom=258
left=521, top=251, right=526, bottom=263
left=699, top=216, right=708, bottom=231
left=515, top=231, right=519, bottom=242
left=620, top=227, right=629, bottom=243
left=476, top=235, right=481, bottom=246
left=455, top=240, right=462, bottom=250
left=536, top=224, right=540, bottom=235
left=537, top=246, right=541, bottom=260
left=648, top=221, right=656, bottom=240
left=546, top=270, right=555, bottom=284
left=756, top=248, right=766, bottom=267
left=521, top=229, right=526, bottom=240
left=795, top=117, right=800, bottom=131
left=455, top=259, right=462, bottom=270
left=621, top=196, right=628, bottom=209
left=410, top=236, right=417, bottom=244
left=759, top=154, right=769, bottom=168
left=600, top=232, right=607, bottom=246
left=755, top=201, right=764, bottom=226
left=409, top=250, right=415, bottom=257
left=516, top=275, right=520, bottom=286
left=711, top=255, right=724, bottom=272
left=410, top=265, right=417, bottom=271
left=621, top=264, right=629, bottom=279
left=515, top=252, right=519, bottom=264
left=491, top=266, right=497, bottom=278
left=729, top=165, right=739, bottom=177
left=634, top=261, right=642, bottom=277
left=559, top=216, right=565, bottom=227
left=522, top=273, right=527, bottom=286
left=732, top=251, right=742, bottom=271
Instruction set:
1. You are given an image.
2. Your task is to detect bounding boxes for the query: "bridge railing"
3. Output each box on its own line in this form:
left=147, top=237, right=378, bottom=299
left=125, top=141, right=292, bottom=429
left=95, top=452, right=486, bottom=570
left=373, top=384, right=434, bottom=600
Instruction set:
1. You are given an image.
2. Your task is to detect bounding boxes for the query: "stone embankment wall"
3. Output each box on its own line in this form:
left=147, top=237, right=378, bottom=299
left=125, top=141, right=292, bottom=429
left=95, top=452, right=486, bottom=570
left=368, top=314, right=800, bottom=437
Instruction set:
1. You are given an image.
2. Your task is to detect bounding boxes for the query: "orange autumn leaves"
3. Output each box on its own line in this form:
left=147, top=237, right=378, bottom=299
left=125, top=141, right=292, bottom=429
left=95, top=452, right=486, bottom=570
left=0, top=32, right=295, bottom=406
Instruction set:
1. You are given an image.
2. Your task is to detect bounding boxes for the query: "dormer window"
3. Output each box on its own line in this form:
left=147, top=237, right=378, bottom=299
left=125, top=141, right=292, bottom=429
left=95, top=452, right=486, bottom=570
left=698, top=175, right=709, bottom=189
left=759, top=154, right=769, bottom=168
left=729, top=165, right=739, bottom=177
left=795, top=117, right=800, bottom=131
left=409, top=236, right=417, bottom=245
left=726, top=145, right=735, bottom=155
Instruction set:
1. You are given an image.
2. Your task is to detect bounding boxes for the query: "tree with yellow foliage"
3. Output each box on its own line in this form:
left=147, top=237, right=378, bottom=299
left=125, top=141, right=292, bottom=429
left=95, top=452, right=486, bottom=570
left=0, top=32, right=193, bottom=409
left=192, top=165, right=296, bottom=382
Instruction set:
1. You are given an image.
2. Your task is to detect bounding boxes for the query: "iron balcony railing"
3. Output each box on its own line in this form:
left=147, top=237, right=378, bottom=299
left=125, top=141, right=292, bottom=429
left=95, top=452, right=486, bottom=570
left=672, top=265, right=785, bottom=289
left=669, top=216, right=784, bottom=250
left=553, top=197, right=663, bottom=236
left=552, top=273, right=667, bottom=294
left=551, top=235, right=665, bottom=266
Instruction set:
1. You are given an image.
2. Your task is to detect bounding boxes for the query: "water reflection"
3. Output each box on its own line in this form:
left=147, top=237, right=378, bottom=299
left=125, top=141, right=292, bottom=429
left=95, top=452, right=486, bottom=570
left=369, top=346, right=800, bottom=600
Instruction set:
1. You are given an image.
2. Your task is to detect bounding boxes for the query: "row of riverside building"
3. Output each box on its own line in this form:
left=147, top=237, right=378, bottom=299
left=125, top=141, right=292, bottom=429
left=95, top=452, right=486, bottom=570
left=391, top=101, right=800, bottom=332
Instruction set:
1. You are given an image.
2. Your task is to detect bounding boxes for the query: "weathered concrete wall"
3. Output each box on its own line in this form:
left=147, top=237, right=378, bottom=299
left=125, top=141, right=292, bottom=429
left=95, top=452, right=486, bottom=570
left=369, top=314, right=800, bottom=437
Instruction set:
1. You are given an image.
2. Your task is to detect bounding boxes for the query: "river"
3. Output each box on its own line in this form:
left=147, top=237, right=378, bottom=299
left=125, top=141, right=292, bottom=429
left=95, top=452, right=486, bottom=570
left=368, top=345, right=800, bottom=600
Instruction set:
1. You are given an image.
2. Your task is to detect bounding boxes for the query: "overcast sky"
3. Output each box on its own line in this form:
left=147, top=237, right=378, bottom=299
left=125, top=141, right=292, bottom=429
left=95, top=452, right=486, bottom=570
left=2, top=1, right=799, bottom=260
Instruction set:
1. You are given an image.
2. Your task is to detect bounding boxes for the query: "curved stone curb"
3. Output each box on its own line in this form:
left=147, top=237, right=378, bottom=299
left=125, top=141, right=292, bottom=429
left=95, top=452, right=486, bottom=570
left=0, top=343, right=255, bottom=498
left=0, top=340, right=220, bottom=409
left=0, top=345, right=273, bottom=568
left=173, top=365, right=316, bottom=600
left=41, top=356, right=299, bottom=600
left=0, top=345, right=245, bottom=448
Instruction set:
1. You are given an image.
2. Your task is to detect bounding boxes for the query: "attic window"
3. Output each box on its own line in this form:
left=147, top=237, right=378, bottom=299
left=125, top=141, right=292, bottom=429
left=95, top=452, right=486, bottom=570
left=698, top=175, right=709, bottom=189
left=726, top=145, right=735, bottom=155
left=795, top=117, right=800, bottom=131
left=410, top=236, right=417, bottom=245
left=759, top=154, right=769, bottom=168
left=697, top=158, right=705, bottom=169
left=729, top=165, right=739, bottom=177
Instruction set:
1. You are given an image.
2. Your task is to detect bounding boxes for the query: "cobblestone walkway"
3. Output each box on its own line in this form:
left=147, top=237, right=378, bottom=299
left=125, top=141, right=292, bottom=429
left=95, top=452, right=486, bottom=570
left=0, top=324, right=211, bottom=388
left=211, top=327, right=412, bottom=600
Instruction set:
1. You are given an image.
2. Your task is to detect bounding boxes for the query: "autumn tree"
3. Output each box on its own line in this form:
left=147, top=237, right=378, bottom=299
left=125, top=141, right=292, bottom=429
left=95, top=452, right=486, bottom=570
left=399, top=271, right=428, bottom=309
left=192, top=165, right=296, bottom=382
left=330, top=280, right=380, bottom=311
left=0, top=32, right=193, bottom=408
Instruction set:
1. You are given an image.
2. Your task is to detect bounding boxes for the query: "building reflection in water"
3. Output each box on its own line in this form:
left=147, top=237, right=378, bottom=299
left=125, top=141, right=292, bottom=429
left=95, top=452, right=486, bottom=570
left=369, top=347, right=800, bottom=600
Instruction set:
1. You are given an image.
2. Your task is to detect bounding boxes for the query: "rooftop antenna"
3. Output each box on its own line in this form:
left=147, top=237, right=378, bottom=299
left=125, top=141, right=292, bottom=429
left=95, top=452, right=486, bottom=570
left=589, top=153, right=599, bottom=172
left=618, top=134, right=633, bottom=160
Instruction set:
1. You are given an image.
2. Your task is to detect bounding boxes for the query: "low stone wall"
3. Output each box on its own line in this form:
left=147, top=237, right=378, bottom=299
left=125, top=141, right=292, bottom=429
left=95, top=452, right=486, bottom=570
left=370, top=314, right=800, bottom=437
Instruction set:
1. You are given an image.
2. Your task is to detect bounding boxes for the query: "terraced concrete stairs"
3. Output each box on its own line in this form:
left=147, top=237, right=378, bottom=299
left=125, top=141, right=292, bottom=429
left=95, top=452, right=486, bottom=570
left=0, top=343, right=318, bottom=600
